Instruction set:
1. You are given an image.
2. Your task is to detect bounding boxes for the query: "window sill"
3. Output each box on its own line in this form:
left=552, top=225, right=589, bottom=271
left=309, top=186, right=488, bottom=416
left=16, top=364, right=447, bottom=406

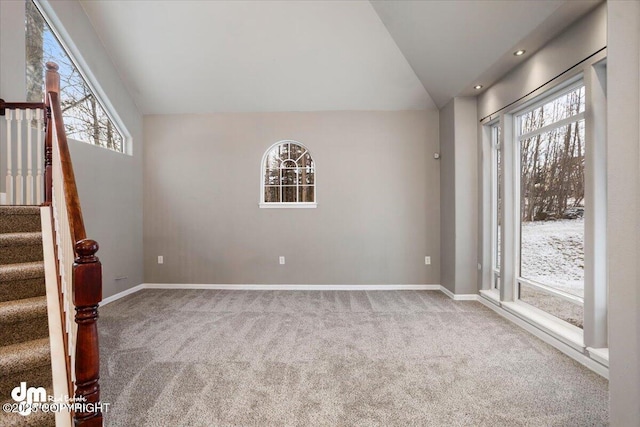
left=259, top=203, right=317, bottom=209
left=587, top=347, right=609, bottom=367
left=501, top=300, right=584, bottom=351
left=479, top=289, right=500, bottom=304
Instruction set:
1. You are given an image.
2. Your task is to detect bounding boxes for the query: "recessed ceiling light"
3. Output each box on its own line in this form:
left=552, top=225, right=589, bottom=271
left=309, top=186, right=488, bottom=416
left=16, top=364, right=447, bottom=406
left=514, top=49, right=526, bottom=56
left=474, top=85, right=483, bottom=90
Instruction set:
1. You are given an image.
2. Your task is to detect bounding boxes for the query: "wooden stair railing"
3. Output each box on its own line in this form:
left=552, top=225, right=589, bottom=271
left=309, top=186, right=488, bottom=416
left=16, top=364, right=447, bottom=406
left=1, top=62, right=103, bottom=426
left=46, top=62, right=103, bottom=427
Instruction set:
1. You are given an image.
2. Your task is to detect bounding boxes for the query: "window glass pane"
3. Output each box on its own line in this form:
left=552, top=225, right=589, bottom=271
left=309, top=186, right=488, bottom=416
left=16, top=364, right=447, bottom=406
left=520, top=118, right=585, bottom=299
left=300, top=168, right=315, bottom=185
left=519, top=86, right=585, bottom=135
left=301, top=153, right=314, bottom=168
left=291, top=144, right=305, bottom=161
left=281, top=169, right=298, bottom=185
left=25, top=0, right=124, bottom=152
left=279, top=143, right=290, bottom=160
left=266, top=150, right=280, bottom=169
left=298, top=186, right=314, bottom=203
left=264, top=187, right=280, bottom=203
left=282, top=186, right=297, bottom=203
left=519, top=283, right=583, bottom=329
left=265, top=168, right=279, bottom=185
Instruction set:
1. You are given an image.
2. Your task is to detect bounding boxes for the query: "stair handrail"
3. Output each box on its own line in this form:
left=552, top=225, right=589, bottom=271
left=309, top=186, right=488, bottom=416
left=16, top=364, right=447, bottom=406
left=45, top=62, right=103, bottom=427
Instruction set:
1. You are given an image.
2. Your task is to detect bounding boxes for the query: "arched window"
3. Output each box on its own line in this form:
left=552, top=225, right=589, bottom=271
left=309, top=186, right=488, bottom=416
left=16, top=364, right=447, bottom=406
left=260, top=141, right=316, bottom=208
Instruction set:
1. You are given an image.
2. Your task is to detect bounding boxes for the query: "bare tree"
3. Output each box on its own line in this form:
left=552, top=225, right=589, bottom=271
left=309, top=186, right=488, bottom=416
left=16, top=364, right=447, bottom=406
left=520, top=87, right=585, bottom=222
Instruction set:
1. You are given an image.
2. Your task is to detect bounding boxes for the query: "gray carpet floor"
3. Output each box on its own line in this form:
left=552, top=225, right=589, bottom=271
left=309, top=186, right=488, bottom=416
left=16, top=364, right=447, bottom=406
left=99, top=290, right=608, bottom=427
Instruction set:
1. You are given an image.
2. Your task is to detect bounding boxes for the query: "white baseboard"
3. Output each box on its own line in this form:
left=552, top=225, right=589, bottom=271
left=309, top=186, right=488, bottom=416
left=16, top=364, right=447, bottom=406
left=100, top=283, right=485, bottom=306
left=100, top=283, right=443, bottom=305
left=439, top=286, right=479, bottom=301
left=143, top=283, right=442, bottom=291
left=477, top=295, right=609, bottom=379
left=100, top=284, right=145, bottom=306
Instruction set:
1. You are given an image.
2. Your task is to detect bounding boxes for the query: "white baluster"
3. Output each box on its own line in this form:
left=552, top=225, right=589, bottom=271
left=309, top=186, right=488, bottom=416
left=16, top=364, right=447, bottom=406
left=15, top=110, right=23, bottom=204
left=26, top=109, right=34, bottom=204
left=36, top=109, right=43, bottom=204
left=5, top=110, right=13, bottom=204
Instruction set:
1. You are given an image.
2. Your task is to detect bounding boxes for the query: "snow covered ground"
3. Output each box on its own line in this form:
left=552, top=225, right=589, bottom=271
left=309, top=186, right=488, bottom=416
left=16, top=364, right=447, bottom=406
left=520, top=218, right=584, bottom=298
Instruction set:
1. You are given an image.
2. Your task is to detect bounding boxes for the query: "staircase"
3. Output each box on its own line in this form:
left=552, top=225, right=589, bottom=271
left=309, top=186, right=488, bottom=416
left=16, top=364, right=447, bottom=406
left=0, top=206, right=55, bottom=427
left=0, top=62, right=104, bottom=426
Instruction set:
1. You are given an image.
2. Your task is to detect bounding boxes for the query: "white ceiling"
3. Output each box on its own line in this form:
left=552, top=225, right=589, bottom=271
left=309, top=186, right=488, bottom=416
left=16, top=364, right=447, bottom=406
left=79, top=0, right=600, bottom=114
left=79, top=0, right=434, bottom=114
left=371, top=0, right=600, bottom=108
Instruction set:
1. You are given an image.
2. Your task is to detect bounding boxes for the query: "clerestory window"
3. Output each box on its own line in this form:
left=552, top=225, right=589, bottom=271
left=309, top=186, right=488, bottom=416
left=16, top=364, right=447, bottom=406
left=25, top=0, right=127, bottom=153
left=260, top=141, right=316, bottom=208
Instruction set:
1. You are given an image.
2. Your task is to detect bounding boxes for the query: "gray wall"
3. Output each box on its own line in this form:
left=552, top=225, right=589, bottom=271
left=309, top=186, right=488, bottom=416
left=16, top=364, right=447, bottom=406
left=452, top=97, right=478, bottom=295
left=607, top=1, right=640, bottom=423
left=439, top=101, right=456, bottom=292
left=439, top=97, right=478, bottom=295
left=478, top=3, right=606, bottom=120
left=144, top=110, right=440, bottom=285
left=0, top=0, right=144, bottom=298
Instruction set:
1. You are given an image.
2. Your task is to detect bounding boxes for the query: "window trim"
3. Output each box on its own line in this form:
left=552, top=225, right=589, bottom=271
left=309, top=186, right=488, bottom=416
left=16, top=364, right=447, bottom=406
left=515, top=78, right=587, bottom=306
left=259, top=140, right=317, bottom=209
left=31, top=0, right=132, bottom=155
left=490, top=122, right=501, bottom=291
left=480, top=49, right=609, bottom=361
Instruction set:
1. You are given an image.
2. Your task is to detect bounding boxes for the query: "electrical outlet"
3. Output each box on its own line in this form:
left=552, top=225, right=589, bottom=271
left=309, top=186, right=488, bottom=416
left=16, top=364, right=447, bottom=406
left=425, top=256, right=431, bottom=265
left=279, top=256, right=285, bottom=265
left=158, top=255, right=164, bottom=264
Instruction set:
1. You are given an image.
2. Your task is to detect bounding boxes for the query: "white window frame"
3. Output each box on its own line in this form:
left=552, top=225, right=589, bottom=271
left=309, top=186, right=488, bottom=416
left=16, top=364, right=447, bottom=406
left=30, top=0, right=132, bottom=155
left=490, top=122, right=501, bottom=292
left=513, top=78, right=586, bottom=307
left=480, top=51, right=608, bottom=364
left=259, top=140, right=317, bottom=209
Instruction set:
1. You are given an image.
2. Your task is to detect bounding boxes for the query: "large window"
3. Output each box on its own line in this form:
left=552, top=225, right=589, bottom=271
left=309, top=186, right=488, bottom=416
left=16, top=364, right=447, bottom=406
left=481, top=51, right=607, bottom=369
left=261, top=141, right=316, bottom=208
left=25, top=0, right=125, bottom=152
left=516, top=83, right=585, bottom=328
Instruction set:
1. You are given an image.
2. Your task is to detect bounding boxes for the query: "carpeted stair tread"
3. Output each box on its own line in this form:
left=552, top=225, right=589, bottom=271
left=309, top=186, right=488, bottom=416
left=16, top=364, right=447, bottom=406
left=0, top=297, right=48, bottom=326
left=0, top=232, right=43, bottom=265
left=0, top=206, right=40, bottom=215
left=0, top=338, right=51, bottom=377
left=0, top=278, right=46, bottom=304
left=0, top=352, right=53, bottom=400
left=0, top=262, right=45, bottom=283
left=0, top=207, right=41, bottom=234
left=0, top=320, right=49, bottom=347
left=0, top=232, right=42, bottom=246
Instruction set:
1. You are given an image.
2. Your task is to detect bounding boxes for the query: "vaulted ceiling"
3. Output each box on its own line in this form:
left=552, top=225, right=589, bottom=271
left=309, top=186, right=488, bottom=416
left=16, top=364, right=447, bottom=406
left=79, top=0, right=600, bottom=114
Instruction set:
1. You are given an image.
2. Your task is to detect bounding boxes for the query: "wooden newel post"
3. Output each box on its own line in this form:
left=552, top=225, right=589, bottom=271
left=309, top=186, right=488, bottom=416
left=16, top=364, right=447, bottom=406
left=44, top=62, right=59, bottom=205
left=73, top=239, right=103, bottom=427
